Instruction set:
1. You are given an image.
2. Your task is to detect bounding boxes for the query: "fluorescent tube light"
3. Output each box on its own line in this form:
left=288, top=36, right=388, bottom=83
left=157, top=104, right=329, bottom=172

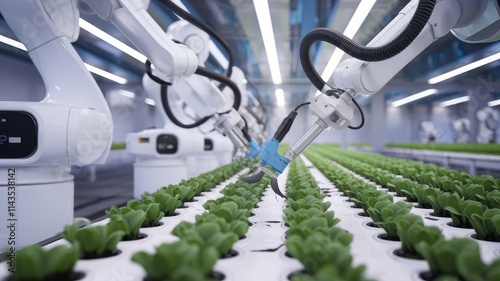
left=119, top=90, right=136, bottom=99
left=488, top=98, right=500, bottom=107
left=84, top=63, right=128, bottom=84
left=275, top=88, right=285, bottom=107
left=391, top=89, right=438, bottom=107
left=320, top=0, right=377, bottom=83
left=439, top=96, right=470, bottom=107
left=0, top=35, right=27, bottom=51
left=253, top=0, right=282, bottom=84
left=428, top=52, right=500, bottom=84
left=145, top=98, right=156, bottom=106
left=79, top=19, right=147, bottom=63
left=0, top=34, right=128, bottom=84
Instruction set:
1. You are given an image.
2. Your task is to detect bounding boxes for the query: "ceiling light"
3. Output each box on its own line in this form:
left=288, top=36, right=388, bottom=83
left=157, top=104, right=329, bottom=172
left=145, top=98, right=156, bottom=106
left=391, top=89, right=438, bottom=107
left=79, top=19, right=147, bottom=63
left=275, top=88, right=285, bottom=107
left=0, top=35, right=27, bottom=51
left=84, top=63, right=128, bottom=84
left=253, top=0, right=282, bottom=85
left=428, top=52, right=500, bottom=84
left=0, top=35, right=128, bottom=84
left=439, top=96, right=470, bottom=107
left=320, top=0, right=377, bottom=83
left=488, top=98, right=500, bottom=107
left=119, top=90, right=136, bottom=99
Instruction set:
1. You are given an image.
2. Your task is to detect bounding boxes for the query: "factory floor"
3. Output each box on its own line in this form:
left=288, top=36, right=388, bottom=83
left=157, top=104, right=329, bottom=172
left=72, top=154, right=134, bottom=221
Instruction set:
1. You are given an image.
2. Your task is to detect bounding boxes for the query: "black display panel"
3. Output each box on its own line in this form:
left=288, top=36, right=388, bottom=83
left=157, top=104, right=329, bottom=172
left=0, top=111, right=38, bottom=159
left=156, top=134, right=178, bottom=154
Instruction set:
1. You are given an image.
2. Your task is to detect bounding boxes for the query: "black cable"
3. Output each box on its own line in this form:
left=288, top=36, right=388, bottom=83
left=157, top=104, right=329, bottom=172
left=157, top=0, right=234, bottom=80
left=195, top=65, right=242, bottom=110
left=348, top=98, right=365, bottom=130
left=294, top=102, right=311, bottom=112
left=300, top=0, right=436, bottom=91
left=240, top=116, right=252, bottom=142
left=146, top=60, right=213, bottom=128
left=160, top=83, right=213, bottom=129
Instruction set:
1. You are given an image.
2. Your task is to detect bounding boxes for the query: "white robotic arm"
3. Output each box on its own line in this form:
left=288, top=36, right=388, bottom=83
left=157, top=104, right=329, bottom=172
left=244, top=0, right=499, bottom=196
left=82, top=0, right=253, bottom=157
left=0, top=0, right=113, bottom=248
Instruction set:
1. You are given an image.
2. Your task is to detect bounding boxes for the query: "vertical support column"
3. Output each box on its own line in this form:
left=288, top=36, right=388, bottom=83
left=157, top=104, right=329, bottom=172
left=371, top=93, right=386, bottom=153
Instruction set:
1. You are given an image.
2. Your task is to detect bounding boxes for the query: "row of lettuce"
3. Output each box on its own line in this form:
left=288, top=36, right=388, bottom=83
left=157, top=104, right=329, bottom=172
left=10, top=161, right=271, bottom=281
left=310, top=145, right=500, bottom=241
left=284, top=157, right=371, bottom=281
left=305, top=146, right=500, bottom=280
left=385, top=143, right=500, bottom=156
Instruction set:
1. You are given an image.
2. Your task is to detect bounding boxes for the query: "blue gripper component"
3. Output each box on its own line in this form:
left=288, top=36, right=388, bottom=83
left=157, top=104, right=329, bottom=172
left=246, top=139, right=262, bottom=159
left=258, top=138, right=290, bottom=174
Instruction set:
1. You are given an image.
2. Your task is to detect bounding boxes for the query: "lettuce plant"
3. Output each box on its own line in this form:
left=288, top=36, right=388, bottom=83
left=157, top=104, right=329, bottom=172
left=452, top=183, right=495, bottom=202
left=286, top=187, right=326, bottom=201
left=204, top=195, right=259, bottom=211
left=126, top=200, right=164, bottom=227
left=483, top=190, right=500, bottom=209
left=286, top=196, right=331, bottom=212
left=445, top=199, right=485, bottom=228
left=395, top=214, right=443, bottom=259
left=171, top=221, right=238, bottom=257
left=286, top=222, right=350, bottom=246
left=61, top=223, right=124, bottom=259
left=416, top=238, right=488, bottom=281
left=286, top=232, right=353, bottom=274
left=284, top=209, right=339, bottom=228
left=106, top=207, right=146, bottom=240
left=141, top=192, right=181, bottom=216
left=11, top=243, right=80, bottom=281
left=351, top=190, right=393, bottom=213
left=467, top=208, right=500, bottom=241
left=427, top=192, right=460, bottom=217
left=203, top=201, right=251, bottom=223
left=290, top=264, right=371, bottom=281
left=194, top=213, right=248, bottom=238
left=367, top=200, right=412, bottom=240
left=132, top=240, right=219, bottom=281
left=413, top=185, right=441, bottom=209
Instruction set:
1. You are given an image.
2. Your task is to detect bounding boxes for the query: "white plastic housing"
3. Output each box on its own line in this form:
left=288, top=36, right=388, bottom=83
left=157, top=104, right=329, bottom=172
left=310, top=94, right=354, bottom=130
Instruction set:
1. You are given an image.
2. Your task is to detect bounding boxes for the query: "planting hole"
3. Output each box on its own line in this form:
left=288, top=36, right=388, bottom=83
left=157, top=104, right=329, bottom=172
left=142, top=221, right=164, bottom=228
left=210, top=271, right=226, bottom=280
left=357, top=212, right=369, bottom=217
left=377, top=233, right=400, bottom=242
left=344, top=198, right=353, bottom=203
left=419, top=271, right=437, bottom=281
left=284, top=251, right=293, bottom=258
left=122, top=233, right=148, bottom=242
left=239, top=235, right=247, bottom=240
left=446, top=221, right=473, bottom=229
left=393, top=249, right=423, bottom=260
left=349, top=204, right=362, bottom=209
left=365, top=221, right=380, bottom=228
left=164, top=212, right=180, bottom=217
left=287, top=270, right=310, bottom=280
left=82, top=249, right=121, bottom=260
left=424, top=216, right=438, bottom=221
left=221, top=249, right=239, bottom=259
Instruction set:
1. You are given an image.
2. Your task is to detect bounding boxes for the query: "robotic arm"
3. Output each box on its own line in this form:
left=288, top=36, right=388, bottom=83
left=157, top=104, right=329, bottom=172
left=243, top=0, right=500, bottom=196
left=81, top=0, right=253, bottom=158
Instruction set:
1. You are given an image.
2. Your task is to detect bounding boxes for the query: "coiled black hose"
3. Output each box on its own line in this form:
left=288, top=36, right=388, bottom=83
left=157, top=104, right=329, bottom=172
left=300, top=0, right=436, bottom=91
